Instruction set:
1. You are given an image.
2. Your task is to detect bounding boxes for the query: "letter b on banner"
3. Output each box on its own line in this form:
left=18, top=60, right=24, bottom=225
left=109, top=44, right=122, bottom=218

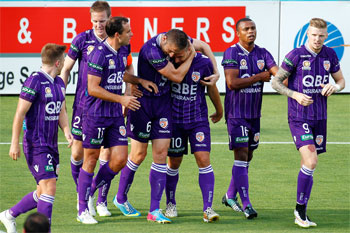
left=64, top=18, right=77, bottom=43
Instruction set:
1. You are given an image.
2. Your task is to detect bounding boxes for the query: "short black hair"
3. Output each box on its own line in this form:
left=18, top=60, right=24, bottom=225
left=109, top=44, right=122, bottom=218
left=24, top=212, right=50, bottom=233
left=165, top=29, right=189, bottom=51
left=236, top=18, right=253, bottom=32
left=106, top=17, right=129, bottom=37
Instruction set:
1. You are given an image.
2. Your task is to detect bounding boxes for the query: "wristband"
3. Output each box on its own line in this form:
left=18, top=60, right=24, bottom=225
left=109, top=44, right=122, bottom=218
left=334, top=84, right=341, bottom=92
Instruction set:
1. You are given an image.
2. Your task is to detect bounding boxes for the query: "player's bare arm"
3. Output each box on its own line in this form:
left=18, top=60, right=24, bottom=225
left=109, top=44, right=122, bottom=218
left=88, top=74, right=140, bottom=111
left=193, top=39, right=220, bottom=86
left=60, top=56, right=76, bottom=87
left=207, top=84, right=223, bottom=123
left=225, top=68, right=271, bottom=90
left=272, top=68, right=313, bottom=106
left=123, top=72, right=159, bottom=94
left=58, top=101, right=73, bottom=148
left=158, top=44, right=196, bottom=83
left=320, top=69, right=346, bottom=97
left=9, top=98, right=32, bottom=160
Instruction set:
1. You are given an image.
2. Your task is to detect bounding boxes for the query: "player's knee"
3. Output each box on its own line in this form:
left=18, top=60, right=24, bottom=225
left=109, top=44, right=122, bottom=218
left=234, top=148, right=249, bottom=161
left=130, top=151, right=147, bottom=164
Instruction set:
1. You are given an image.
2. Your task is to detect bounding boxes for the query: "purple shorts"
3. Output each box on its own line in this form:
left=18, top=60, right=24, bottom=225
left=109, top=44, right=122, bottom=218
left=25, top=148, right=59, bottom=184
left=288, top=116, right=327, bottom=154
left=71, top=106, right=84, bottom=141
left=82, top=115, right=128, bottom=149
left=226, top=118, right=260, bottom=151
left=168, top=121, right=211, bottom=157
left=127, top=94, right=172, bottom=143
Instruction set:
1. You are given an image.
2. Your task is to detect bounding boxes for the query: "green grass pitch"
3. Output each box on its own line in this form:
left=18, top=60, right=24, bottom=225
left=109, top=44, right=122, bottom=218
left=0, top=94, right=349, bottom=232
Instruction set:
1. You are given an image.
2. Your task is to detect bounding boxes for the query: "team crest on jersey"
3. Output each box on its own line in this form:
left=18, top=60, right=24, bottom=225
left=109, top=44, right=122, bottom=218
left=108, top=59, right=116, bottom=69
left=302, top=60, right=311, bottom=70
left=254, top=132, right=260, bottom=142
left=159, top=118, right=168, bottom=129
left=191, top=72, right=201, bottom=82
left=61, top=87, right=66, bottom=96
left=123, top=56, right=127, bottom=67
left=323, top=60, right=330, bottom=71
left=257, top=60, right=265, bottom=70
left=45, top=87, right=53, bottom=98
left=196, top=132, right=205, bottom=142
left=240, top=59, right=248, bottom=69
left=119, top=126, right=126, bottom=136
left=87, top=45, right=95, bottom=55
left=315, top=135, right=324, bottom=146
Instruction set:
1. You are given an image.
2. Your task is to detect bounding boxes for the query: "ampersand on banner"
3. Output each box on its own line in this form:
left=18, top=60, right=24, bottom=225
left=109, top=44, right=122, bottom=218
left=17, top=18, right=32, bottom=44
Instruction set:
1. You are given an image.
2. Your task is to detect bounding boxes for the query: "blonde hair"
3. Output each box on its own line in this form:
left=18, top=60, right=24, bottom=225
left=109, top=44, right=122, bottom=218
left=41, top=43, right=66, bottom=65
left=309, top=18, right=327, bottom=29
left=90, top=1, right=111, bottom=18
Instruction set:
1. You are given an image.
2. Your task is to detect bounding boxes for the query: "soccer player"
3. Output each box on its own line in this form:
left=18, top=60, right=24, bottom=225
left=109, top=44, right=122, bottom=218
left=61, top=1, right=134, bottom=217
left=76, top=16, right=158, bottom=224
left=271, top=18, right=345, bottom=228
left=0, top=43, right=73, bottom=233
left=164, top=49, right=223, bottom=222
left=221, top=18, right=278, bottom=219
left=113, top=29, right=219, bottom=224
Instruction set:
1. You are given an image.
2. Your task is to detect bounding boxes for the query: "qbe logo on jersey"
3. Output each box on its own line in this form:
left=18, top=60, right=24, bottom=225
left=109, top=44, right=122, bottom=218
left=294, top=21, right=345, bottom=61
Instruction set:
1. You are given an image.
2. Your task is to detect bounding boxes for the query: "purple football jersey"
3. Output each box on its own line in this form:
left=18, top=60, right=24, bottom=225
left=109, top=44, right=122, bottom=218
left=138, top=33, right=193, bottom=96
left=20, top=71, right=66, bottom=154
left=85, top=41, right=130, bottom=117
left=222, top=43, right=276, bottom=119
left=68, top=29, right=104, bottom=109
left=281, top=45, right=340, bottom=120
left=171, top=53, right=213, bottom=123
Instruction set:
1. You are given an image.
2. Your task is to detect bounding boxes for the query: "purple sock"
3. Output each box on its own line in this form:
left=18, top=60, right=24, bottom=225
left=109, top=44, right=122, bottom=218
left=97, top=160, right=111, bottom=206
left=37, top=194, right=54, bottom=229
left=233, top=160, right=251, bottom=209
left=305, top=178, right=313, bottom=210
left=166, top=166, right=179, bottom=205
left=90, top=162, right=118, bottom=198
left=297, top=165, right=314, bottom=205
left=78, top=168, right=93, bottom=215
left=71, top=157, right=83, bottom=193
left=117, top=158, right=139, bottom=204
left=199, top=165, right=215, bottom=211
left=9, top=191, right=38, bottom=218
left=226, top=165, right=238, bottom=199
left=149, top=163, right=166, bottom=212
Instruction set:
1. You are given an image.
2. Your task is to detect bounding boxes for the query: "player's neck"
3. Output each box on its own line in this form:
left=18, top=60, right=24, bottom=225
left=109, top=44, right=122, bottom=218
left=107, top=37, right=122, bottom=51
left=239, top=41, right=254, bottom=52
left=41, top=65, right=57, bottom=78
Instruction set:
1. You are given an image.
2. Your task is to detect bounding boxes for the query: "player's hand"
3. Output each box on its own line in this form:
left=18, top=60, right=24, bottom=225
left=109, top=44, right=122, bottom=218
left=258, top=71, right=271, bottom=82
left=292, top=92, right=314, bottom=106
left=200, top=73, right=219, bottom=86
left=139, top=79, right=159, bottom=94
left=121, top=96, right=141, bottom=111
left=65, top=132, right=73, bottom=148
left=9, top=143, right=21, bottom=161
left=210, top=111, right=223, bottom=123
left=130, top=85, right=143, bottom=98
left=320, top=83, right=336, bottom=97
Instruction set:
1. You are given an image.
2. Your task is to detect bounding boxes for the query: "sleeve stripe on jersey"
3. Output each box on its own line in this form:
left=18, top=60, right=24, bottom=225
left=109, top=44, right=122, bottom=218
left=70, top=44, right=79, bottom=52
left=88, top=62, right=103, bottom=71
left=21, top=86, right=37, bottom=96
left=283, top=57, right=294, bottom=67
left=222, top=59, right=238, bottom=65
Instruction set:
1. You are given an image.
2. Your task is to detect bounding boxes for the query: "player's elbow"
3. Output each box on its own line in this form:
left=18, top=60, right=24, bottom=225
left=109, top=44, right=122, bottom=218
left=271, top=78, right=279, bottom=91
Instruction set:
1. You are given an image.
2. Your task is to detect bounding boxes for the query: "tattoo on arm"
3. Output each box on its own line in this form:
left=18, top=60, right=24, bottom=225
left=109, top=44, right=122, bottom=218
left=272, top=68, right=294, bottom=97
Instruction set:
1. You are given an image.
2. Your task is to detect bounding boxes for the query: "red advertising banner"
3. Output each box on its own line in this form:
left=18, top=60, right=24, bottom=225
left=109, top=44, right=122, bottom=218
left=0, top=6, right=245, bottom=53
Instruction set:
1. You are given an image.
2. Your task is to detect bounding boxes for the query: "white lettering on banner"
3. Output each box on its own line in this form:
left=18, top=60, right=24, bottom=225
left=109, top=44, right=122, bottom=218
left=17, top=18, right=32, bottom=44
left=144, top=18, right=158, bottom=42
left=63, top=18, right=77, bottom=43
left=222, top=17, right=235, bottom=43
left=172, top=18, right=184, bottom=30
left=197, top=17, right=210, bottom=42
